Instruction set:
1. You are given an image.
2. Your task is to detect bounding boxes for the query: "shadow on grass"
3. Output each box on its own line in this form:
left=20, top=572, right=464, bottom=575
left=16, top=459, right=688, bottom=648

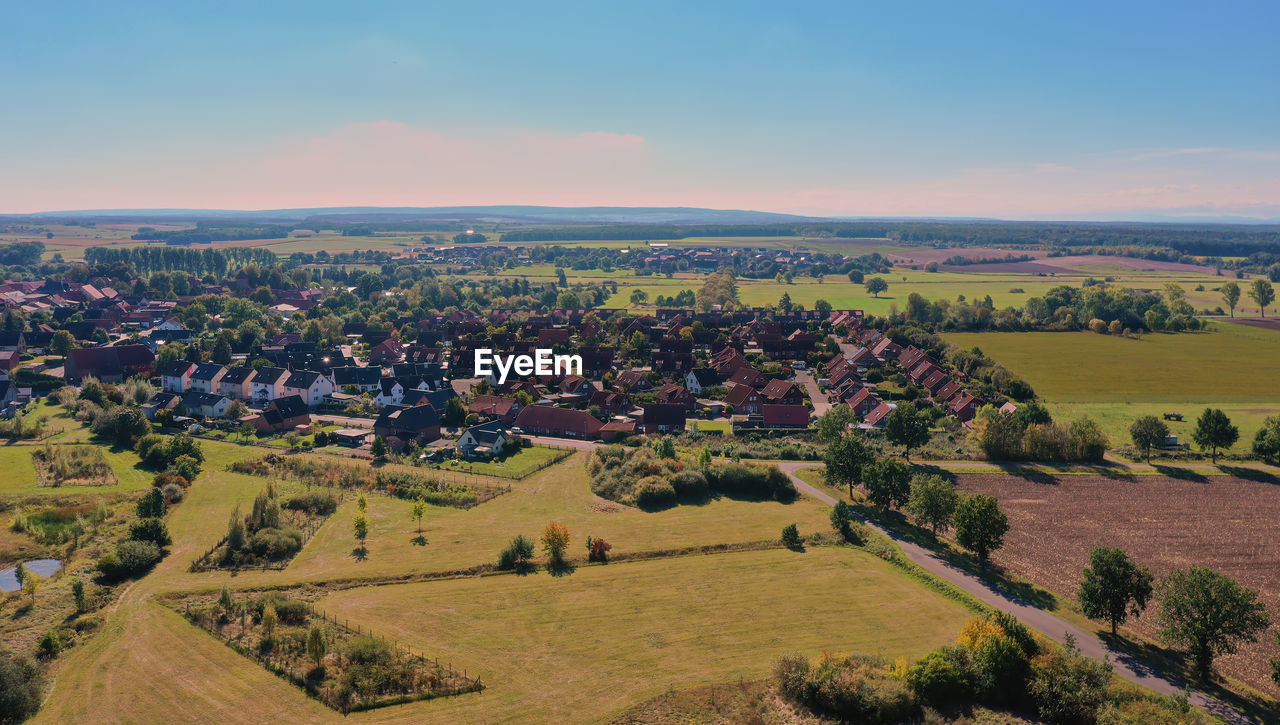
left=410, top=534, right=428, bottom=547
left=851, top=503, right=1059, bottom=612
left=546, top=560, right=576, bottom=577
left=351, top=546, right=368, bottom=561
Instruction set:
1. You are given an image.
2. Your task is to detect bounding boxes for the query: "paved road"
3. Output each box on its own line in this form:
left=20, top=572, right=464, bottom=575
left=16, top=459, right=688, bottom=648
left=773, top=461, right=1254, bottom=724
left=794, top=370, right=831, bottom=416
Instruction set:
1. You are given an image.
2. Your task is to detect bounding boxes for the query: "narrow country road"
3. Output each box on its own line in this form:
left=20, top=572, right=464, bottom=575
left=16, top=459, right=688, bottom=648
left=772, top=461, right=1256, bottom=725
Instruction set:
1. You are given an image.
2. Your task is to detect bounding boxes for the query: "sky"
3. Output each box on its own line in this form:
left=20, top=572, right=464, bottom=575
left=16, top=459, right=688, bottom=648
left=2, top=1, right=1279, bottom=220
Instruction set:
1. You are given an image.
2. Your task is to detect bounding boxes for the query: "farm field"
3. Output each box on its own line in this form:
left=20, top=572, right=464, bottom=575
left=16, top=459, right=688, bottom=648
left=952, top=472, right=1280, bottom=696
left=945, top=322, right=1280, bottom=444
left=314, top=547, right=973, bottom=725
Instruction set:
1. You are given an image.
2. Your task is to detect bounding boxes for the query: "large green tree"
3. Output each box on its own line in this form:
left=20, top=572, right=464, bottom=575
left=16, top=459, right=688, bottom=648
left=822, top=433, right=873, bottom=499
left=1156, top=566, right=1270, bottom=680
left=1192, top=408, right=1238, bottom=463
left=1128, top=415, right=1169, bottom=463
left=1220, top=281, right=1241, bottom=317
left=906, top=474, right=959, bottom=535
left=953, top=493, right=1008, bottom=563
left=1249, top=278, right=1275, bottom=317
left=861, top=458, right=912, bottom=510
left=1077, top=547, right=1154, bottom=636
left=884, top=406, right=931, bottom=460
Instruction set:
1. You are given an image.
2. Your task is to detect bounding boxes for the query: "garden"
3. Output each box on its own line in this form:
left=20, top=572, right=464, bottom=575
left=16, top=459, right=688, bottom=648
left=31, top=444, right=117, bottom=487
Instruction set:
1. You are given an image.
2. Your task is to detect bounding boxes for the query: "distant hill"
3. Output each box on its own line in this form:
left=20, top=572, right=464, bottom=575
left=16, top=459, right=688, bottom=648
left=7, top=205, right=823, bottom=225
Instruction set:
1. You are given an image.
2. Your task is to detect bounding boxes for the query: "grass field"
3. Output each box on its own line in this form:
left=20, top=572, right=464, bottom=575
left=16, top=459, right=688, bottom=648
left=433, top=444, right=568, bottom=478
left=315, top=547, right=973, bottom=724
left=944, top=322, right=1280, bottom=444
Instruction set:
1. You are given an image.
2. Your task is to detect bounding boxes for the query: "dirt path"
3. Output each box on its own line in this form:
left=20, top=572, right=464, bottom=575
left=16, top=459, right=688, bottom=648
left=773, top=461, right=1257, bottom=725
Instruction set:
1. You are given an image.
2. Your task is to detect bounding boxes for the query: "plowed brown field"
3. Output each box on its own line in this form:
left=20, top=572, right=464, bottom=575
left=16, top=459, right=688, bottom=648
left=953, top=472, right=1280, bottom=696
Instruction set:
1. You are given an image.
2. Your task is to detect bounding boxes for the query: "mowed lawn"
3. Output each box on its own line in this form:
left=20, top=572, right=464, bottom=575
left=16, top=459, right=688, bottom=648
left=316, top=547, right=973, bottom=725
left=945, top=322, right=1280, bottom=444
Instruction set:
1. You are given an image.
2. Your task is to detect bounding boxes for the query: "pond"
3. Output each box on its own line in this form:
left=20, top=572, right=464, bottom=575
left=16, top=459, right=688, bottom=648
left=0, top=559, right=63, bottom=591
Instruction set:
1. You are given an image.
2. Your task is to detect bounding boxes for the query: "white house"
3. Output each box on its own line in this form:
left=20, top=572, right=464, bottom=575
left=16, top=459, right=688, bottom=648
left=188, top=363, right=227, bottom=394
left=283, top=370, right=335, bottom=407
left=374, top=378, right=405, bottom=406
left=217, top=366, right=257, bottom=400
left=456, top=420, right=510, bottom=458
left=684, top=368, right=720, bottom=395
left=251, top=367, right=290, bottom=404
left=181, top=391, right=232, bottom=418
left=159, top=360, right=197, bottom=393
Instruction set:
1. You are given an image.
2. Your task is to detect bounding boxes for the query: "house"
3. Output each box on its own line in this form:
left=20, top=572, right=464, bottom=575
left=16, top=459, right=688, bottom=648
left=251, top=367, right=289, bottom=403
left=249, top=395, right=311, bottom=433
left=724, top=383, right=764, bottom=415
left=845, top=387, right=883, bottom=417
left=373, top=403, right=442, bottom=447
left=64, top=344, right=155, bottom=383
left=727, top=367, right=767, bottom=389
left=947, top=391, right=984, bottom=422
left=142, top=391, right=182, bottom=421
left=217, top=366, right=256, bottom=400
left=760, top=379, right=804, bottom=405
left=189, top=363, right=227, bottom=394
left=468, top=395, right=522, bottom=424
left=368, top=338, right=404, bottom=365
left=283, top=370, right=335, bottom=407
left=599, top=418, right=637, bottom=440
left=613, top=370, right=651, bottom=391
left=762, top=404, right=811, bottom=429
left=0, top=349, right=19, bottom=372
left=588, top=390, right=630, bottom=415
left=559, top=375, right=593, bottom=397
left=159, top=360, right=197, bottom=393
left=181, top=391, right=232, bottom=418
left=374, top=378, right=405, bottom=406
left=457, top=420, right=511, bottom=458
left=513, top=405, right=604, bottom=440
left=862, top=402, right=897, bottom=428
left=641, top=403, right=687, bottom=433
left=0, top=331, right=26, bottom=352
left=330, top=366, right=382, bottom=393
left=684, top=368, right=720, bottom=394
left=654, top=383, right=696, bottom=411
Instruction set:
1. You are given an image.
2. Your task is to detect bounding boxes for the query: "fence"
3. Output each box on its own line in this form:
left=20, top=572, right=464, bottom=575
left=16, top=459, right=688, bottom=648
left=188, top=509, right=330, bottom=573
left=429, top=443, right=573, bottom=480
left=182, top=598, right=484, bottom=713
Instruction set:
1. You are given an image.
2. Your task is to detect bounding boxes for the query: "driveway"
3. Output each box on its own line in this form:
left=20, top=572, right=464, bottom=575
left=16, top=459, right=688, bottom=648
left=773, top=461, right=1251, bottom=724
left=794, top=370, right=830, bottom=416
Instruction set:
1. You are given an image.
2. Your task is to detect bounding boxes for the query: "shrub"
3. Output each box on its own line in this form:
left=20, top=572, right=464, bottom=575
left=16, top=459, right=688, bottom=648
left=670, top=469, right=710, bottom=499
left=91, top=405, right=151, bottom=448
left=781, top=523, right=801, bottom=548
left=98, top=540, right=162, bottom=581
left=251, top=593, right=311, bottom=625
left=907, top=645, right=973, bottom=704
left=0, top=649, right=43, bottom=723
left=283, top=490, right=338, bottom=516
left=152, top=472, right=189, bottom=489
left=249, top=527, right=303, bottom=559
left=36, top=630, right=61, bottom=658
left=344, top=635, right=393, bottom=666
left=774, top=653, right=810, bottom=701
left=634, top=478, right=677, bottom=510
left=497, top=534, right=536, bottom=573
left=136, top=487, right=166, bottom=518
left=782, top=653, right=922, bottom=723
left=1028, top=646, right=1112, bottom=725
left=160, top=483, right=185, bottom=503
left=128, top=517, right=171, bottom=546
left=586, top=536, right=612, bottom=563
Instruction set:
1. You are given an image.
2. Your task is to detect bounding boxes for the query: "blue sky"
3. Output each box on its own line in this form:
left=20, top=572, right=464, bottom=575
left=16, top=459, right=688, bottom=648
left=2, top=1, right=1278, bottom=219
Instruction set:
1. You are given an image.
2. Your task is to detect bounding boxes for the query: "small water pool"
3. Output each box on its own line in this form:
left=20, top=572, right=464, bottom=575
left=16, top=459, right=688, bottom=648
left=0, top=559, right=63, bottom=591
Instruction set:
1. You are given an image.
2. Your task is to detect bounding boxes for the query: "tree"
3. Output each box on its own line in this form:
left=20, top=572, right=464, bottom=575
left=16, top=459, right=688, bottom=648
left=211, top=337, right=232, bottom=365
left=541, top=521, right=570, bottom=566
left=1128, top=415, right=1169, bottom=463
left=1252, top=414, right=1280, bottom=465
left=823, top=432, right=873, bottom=499
left=49, top=329, right=76, bottom=357
left=954, top=494, right=1008, bottom=563
left=226, top=504, right=247, bottom=552
left=815, top=404, right=854, bottom=444
left=629, top=289, right=648, bottom=305
left=865, top=277, right=889, bottom=298
left=829, top=500, right=856, bottom=541
left=0, top=649, right=43, bottom=724
left=411, top=499, right=426, bottom=535
left=781, top=523, right=802, bottom=548
left=261, top=604, right=278, bottom=644
left=226, top=399, right=249, bottom=419
left=1249, top=278, right=1275, bottom=317
left=370, top=435, right=388, bottom=460
left=586, top=536, right=612, bottom=563
left=307, top=623, right=327, bottom=667
left=1220, top=281, right=1241, bottom=317
left=814, top=299, right=832, bottom=315
left=906, top=474, right=959, bottom=535
left=884, top=406, right=931, bottom=460
left=861, top=458, right=912, bottom=510
left=778, top=291, right=793, bottom=313
left=1192, top=407, right=1238, bottom=463
left=352, top=512, right=368, bottom=549
left=1077, top=547, right=1154, bottom=636
left=136, top=487, right=166, bottom=518
left=72, top=578, right=87, bottom=613
left=218, top=583, right=235, bottom=617
left=498, top=534, right=536, bottom=573
left=91, top=405, right=152, bottom=448
left=21, top=571, right=40, bottom=604
left=129, top=517, right=171, bottom=546
left=1156, top=566, right=1270, bottom=679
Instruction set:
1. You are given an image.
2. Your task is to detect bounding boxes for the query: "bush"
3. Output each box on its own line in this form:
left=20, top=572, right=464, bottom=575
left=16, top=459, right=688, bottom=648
left=0, top=649, right=43, bottom=723
left=670, top=469, right=710, bottom=499
left=128, top=517, right=172, bottom=546
left=344, top=635, right=393, bottom=666
left=91, top=405, right=151, bottom=448
left=781, top=653, right=922, bottom=723
left=36, top=630, right=61, bottom=658
left=774, top=653, right=810, bottom=701
left=908, top=645, right=973, bottom=704
left=781, top=523, right=802, bottom=548
left=634, top=478, right=677, bottom=510
left=160, top=483, right=185, bottom=503
left=98, top=540, right=161, bottom=581
left=251, top=593, right=311, bottom=625
left=497, top=534, right=536, bottom=573
left=1028, top=646, right=1112, bottom=725
left=249, top=526, right=303, bottom=559
left=283, top=490, right=339, bottom=516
